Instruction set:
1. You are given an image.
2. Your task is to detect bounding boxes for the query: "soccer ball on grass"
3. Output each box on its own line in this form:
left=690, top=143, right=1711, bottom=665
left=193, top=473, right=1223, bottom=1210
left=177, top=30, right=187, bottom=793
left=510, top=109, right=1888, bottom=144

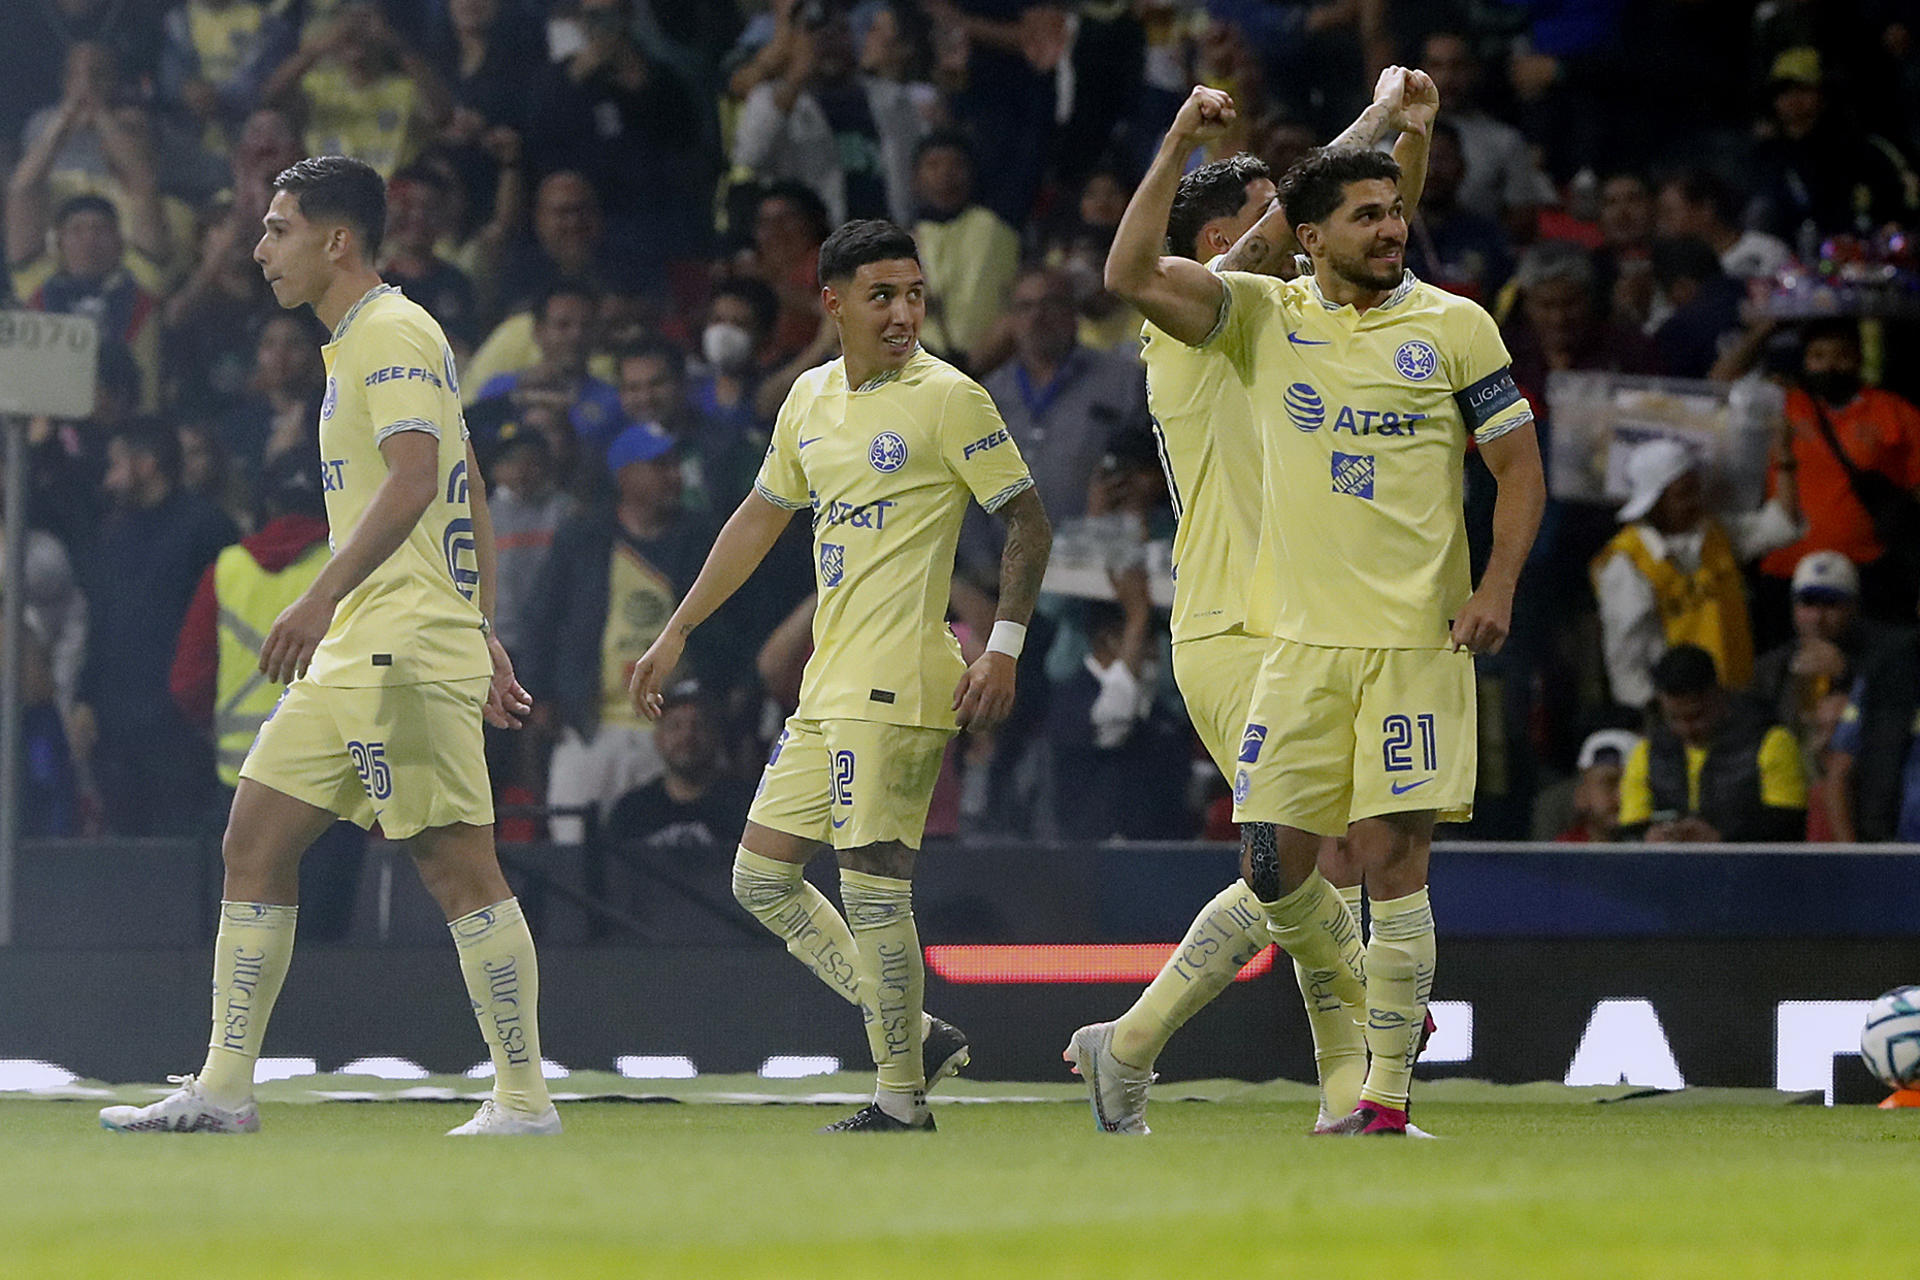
left=1859, top=985, right=1920, bottom=1091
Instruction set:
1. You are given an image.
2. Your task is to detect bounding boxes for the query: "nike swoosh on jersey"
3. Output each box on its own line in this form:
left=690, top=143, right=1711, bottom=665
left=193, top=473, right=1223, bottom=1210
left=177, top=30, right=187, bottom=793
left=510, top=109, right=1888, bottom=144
left=831, top=815, right=849, bottom=829
left=799, top=436, right=822, bottom=448
left=1286, top=331, right=1331, bottom=345
left=1390, top=777, right=1433, bottom=795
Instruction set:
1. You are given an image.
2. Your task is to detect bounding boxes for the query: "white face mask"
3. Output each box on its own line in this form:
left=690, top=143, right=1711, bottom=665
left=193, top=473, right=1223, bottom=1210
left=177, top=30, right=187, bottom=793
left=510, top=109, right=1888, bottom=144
left=702, top=322, right=755, bottom=373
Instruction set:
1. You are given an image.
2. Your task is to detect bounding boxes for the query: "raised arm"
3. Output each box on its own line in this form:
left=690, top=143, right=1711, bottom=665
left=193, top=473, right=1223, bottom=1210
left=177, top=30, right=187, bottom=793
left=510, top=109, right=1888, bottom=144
left=1218, top=67, right=1434, bottom=276
left=952, top=485, right=1051, bottom=732
left=1451, top=421, right=1545, bottom=655
left=630, top=489, right=794, bottom=718
left=1104, top=86, right=1232, bottom=345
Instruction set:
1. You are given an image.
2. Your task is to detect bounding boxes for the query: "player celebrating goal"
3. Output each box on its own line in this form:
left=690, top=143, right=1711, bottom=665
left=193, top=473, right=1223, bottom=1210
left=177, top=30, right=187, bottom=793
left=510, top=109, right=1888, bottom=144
left=100, top=157, right=558, bottom=1137
left=1067, top=68, right=1439, bottom=1136
left=629, top=220, right=1051, bottom=1133
left=1101, top=87, right=1545, bottom=1135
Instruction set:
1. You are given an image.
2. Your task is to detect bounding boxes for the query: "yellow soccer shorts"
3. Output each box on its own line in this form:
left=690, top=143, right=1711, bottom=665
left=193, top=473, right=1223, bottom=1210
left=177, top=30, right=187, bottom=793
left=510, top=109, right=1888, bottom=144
left=748, top=716, right=953, bottom=850
left=1231, top=639, right=1476, bottom=836
left=239, top=677, right=495, bottom=839
left=1172, top=627, right=1270, bottom=781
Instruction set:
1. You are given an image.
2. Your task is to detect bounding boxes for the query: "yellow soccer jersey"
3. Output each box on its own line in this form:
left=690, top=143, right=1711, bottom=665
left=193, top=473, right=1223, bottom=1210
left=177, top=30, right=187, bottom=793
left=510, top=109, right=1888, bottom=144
left=755, top=346, right=1034, bottom=729
left=311, top=285, right=490, bottom=687
left=1141, top=311, right=1262, bottom=643
left=1206, top=270, right=1534, bottom=649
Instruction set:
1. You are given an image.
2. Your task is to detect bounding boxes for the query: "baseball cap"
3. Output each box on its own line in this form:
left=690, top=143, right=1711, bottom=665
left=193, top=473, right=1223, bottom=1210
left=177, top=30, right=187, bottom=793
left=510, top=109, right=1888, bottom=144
left=605, top=421, right=676, bottom=471
left=660, top=678, right=714, bottom=713
left=1791, top=549, right=1859, bottom=602
left=1577, top=728, right=1642, bottom=772
left=1617, top=438, right=1696, bottom=522
left=1769, top=47, right=1822, bottom=89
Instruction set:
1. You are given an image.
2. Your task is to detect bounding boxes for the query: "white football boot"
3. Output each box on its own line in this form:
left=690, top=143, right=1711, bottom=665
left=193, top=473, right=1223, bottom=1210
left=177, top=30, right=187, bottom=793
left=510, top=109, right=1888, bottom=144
left=446, top=1099, right=563, bottom=1136
left=1064, top=1022, right=1154, bottom=1135
left=99, top=1075, right=260, bottom=1134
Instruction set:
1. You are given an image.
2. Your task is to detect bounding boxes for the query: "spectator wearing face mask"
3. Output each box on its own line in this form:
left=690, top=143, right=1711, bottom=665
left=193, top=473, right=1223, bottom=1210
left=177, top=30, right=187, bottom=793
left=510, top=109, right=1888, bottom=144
left=688, top=279, right=779, bottom=446
left=1759, top=319, right=1920, bottom=623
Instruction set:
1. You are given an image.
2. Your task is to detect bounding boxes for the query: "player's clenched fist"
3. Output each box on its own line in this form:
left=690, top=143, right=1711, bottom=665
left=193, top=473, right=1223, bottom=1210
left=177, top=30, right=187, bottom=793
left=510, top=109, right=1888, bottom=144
left=628, top=631, right=685, bottom=721
left=1171, top=86, right=1236, bottom=143
left=952, top=651, right=1017, bottom=733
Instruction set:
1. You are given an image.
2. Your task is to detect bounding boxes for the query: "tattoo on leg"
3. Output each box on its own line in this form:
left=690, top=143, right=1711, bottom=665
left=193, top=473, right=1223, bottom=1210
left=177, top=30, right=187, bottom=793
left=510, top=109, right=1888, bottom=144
left=1243, top=822, right=1280, bottom=901
left=838, top=841, right=915, bottom=881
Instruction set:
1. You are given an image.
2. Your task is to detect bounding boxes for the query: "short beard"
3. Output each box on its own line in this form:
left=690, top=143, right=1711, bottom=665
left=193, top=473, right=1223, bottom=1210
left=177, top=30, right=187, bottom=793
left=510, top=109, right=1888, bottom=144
left=1326, top=250, right=1403, bottom=292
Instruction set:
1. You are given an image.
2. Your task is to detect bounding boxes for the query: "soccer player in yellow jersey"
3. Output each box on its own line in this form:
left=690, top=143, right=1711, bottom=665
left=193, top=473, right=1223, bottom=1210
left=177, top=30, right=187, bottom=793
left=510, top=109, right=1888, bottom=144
left=1068, top=69, right=1441, bottom=1135
left=629, top=220, right=1052, bottom=1132
left=99, top=157, right=558, bottom=1137
left=1103, top=87, right=1546, bottom=1136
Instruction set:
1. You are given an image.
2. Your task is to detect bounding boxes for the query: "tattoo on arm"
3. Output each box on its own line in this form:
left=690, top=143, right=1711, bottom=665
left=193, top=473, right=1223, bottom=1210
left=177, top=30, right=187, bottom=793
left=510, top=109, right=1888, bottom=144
left=1218, top=233, right=1273, bottom=272
left=992, top=488, right=1052, bottom=625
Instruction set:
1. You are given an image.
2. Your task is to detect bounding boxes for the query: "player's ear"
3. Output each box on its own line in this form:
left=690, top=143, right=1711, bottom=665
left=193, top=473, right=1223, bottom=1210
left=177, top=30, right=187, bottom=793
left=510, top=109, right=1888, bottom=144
left=1296, top=221, right=1321, bottom=256
left=820, top=282, right=841, bottom=323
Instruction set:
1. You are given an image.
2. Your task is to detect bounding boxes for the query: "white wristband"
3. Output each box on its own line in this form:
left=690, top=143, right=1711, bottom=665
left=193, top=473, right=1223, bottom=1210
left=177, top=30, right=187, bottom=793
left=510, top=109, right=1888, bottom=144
left=985, top=619, right=1027, bottom=659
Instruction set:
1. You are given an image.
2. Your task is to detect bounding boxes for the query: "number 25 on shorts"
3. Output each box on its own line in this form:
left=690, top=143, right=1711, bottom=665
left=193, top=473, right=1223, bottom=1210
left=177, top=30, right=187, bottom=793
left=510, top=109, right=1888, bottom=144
left=349, top=740, right=393, bottom=800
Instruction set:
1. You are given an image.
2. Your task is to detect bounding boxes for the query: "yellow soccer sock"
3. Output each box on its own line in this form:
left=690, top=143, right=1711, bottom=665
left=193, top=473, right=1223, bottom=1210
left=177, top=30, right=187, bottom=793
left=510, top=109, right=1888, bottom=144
left=199, top=901, right=299, bottom=1108
left=840, top=868, right=925, bottom=1115
left=1112, top=882, right=1267, bottom=1069
left=449, top=898, right=551, bottom=1115
left=1259, top=870, right=1367, bottom=1010
left=1300, top=879, right=1370, bottom=1115
left=1337, top=883, right=1364, bottom=932
left=731, top=847, right=865, bottom=1009
left=1358, top=888, right=1436, bottom=1112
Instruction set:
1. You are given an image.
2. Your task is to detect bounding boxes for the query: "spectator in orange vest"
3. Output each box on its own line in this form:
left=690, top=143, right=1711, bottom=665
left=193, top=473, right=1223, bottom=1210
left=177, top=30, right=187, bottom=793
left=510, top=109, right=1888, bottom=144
left=1759, top=320, right=1920, bottom=622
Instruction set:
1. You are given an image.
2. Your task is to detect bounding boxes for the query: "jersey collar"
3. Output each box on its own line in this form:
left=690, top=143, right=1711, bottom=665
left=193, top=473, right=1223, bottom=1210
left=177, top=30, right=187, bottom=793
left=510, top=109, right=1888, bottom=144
left=850, top=344, right=922, bottom=393
left=331, top=283, right=402, bottom=343
left=1307, top=268, right=1418, bottom=315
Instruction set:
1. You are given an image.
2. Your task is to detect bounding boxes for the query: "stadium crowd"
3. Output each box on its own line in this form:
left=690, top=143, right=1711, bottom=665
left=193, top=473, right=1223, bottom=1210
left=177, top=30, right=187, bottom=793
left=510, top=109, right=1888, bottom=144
left=3, top=0, right=1919, bottom=861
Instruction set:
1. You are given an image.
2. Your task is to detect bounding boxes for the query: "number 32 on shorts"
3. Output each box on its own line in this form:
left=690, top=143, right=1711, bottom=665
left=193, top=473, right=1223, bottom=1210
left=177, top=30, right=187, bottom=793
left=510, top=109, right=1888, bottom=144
left=349, top=740, right=393, bottom=800
left=1382, top=713, right=1438, bottom=773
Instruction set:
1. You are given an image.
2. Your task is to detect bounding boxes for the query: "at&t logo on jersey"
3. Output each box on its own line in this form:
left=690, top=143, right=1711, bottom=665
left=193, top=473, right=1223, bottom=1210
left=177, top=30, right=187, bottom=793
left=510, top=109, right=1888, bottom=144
left=1284, top=380, right=1428, bottom=437
left=1395, top=340, right=1439, bottom=382
left=820, top=542, right=846, bottom=587
left=1238, top=723, right=1268, bottom=763
left=869, top=431, right=909, bottom=472
left=1284, top=382, right=1325, bottom=432
left=1332, top=451, right=1376, bottom=500
left=321, top=376, right=338, bottom=420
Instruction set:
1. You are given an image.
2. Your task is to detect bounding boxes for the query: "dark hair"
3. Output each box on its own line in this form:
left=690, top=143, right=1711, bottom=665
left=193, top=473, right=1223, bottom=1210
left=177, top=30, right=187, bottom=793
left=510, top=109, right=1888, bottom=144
left=1277, top=148, right=1403, bottom=229
left=1650, top=236, right=1726, bottom=288
left=758, top=180, right=831, bottom=242
left=817, top=219, right=919, bottom=283
left=1652, top=644, right=1719, bottom=697
left=1801, top=316, right=1860, bottom=348
left=1167, top=153, right=1271, bottom=261
left=532, top=280, right=599, bottom=325
left=618, top=337, right=686, bottom=382
left=913, top=127, right=976, bottom=171
left=388, top=162, right=448, bottom=195
left=259, top=450, right=327, bottom=521
left=110, top=417, right=182, bottom=486
left=55, top=194, right=119, bottom=228
left=273, top=155, right=388, bottom=262
left=1664, top=168, right=1739, bottom=227
left=712, top=277, right=778, bottom=336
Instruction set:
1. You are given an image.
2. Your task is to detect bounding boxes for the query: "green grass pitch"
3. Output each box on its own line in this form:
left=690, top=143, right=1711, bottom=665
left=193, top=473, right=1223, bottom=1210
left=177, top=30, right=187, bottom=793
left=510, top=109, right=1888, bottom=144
left=1, top=1097, right=1909, bottom=1279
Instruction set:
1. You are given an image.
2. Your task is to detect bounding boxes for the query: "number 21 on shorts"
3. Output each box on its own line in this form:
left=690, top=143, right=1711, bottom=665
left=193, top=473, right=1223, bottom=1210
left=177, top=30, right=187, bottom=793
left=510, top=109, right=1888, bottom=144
left=1382, top=713, right=1438, bottom=773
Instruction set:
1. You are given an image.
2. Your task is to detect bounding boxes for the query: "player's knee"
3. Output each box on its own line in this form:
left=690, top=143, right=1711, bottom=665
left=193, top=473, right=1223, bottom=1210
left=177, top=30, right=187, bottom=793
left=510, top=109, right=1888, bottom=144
left=731, top=847, right=799, bottom=913
left=1242, top=822, right=1282, bottom=901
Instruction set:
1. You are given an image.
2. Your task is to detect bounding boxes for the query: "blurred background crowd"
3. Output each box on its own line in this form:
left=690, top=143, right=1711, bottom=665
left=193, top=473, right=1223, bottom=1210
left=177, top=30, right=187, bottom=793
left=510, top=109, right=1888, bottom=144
left=3, top=0, right=1919, bottom=899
